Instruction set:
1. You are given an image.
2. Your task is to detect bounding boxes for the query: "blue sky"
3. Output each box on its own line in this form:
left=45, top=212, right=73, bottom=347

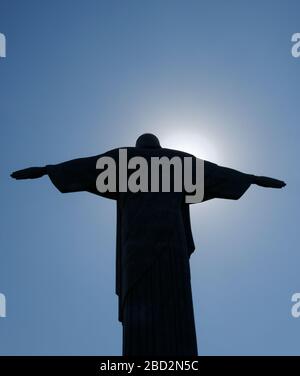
left=0, top=0, right=299, bottom=355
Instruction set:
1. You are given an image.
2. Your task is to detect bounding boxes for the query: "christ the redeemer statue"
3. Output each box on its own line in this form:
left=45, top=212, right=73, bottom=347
left=11, top=133, right=286, bottom=356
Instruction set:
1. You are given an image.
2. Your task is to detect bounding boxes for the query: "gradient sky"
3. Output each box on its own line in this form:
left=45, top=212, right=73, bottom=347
left=0, top=0, right=299, bottom=355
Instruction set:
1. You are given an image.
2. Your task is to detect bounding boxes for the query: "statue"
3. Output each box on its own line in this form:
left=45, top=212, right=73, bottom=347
left=11, top=133, right=286, bottom=356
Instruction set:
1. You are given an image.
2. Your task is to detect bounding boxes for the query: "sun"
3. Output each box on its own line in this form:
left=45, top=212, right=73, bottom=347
left=160, top=130, right=220, bottom=163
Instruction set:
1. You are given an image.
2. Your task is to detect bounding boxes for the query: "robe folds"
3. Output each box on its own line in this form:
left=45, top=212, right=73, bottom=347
left=46, top=145, right=252, bottom=355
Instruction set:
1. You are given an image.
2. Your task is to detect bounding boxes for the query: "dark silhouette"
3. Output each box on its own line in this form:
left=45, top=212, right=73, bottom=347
left=11, top=133, right=286, bottom=356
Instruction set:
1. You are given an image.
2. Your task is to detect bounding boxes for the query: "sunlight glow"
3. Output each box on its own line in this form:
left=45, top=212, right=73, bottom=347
left=160, top=129, right=220, bottom=163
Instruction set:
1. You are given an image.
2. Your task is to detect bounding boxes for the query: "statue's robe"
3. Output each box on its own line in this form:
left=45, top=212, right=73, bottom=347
left=45, top=145, right=252, bottom=356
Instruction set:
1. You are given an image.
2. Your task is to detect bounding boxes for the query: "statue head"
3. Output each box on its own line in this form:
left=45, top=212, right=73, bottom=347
left=135, top=133, right=161, bottom=149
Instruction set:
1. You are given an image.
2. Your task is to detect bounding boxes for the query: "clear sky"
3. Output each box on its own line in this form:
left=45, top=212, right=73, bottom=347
left=0, top=0, right=299, bottom=355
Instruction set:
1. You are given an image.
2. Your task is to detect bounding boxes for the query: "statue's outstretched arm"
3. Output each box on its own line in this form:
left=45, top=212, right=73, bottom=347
left=250, top=175, right=286, bottom=188
left=10, top=149, right=119, bottom=200
left=11, top=166, right=47, bottom=180
left=11, top=158, right=99, bottom=194
left=202, top=160, right=286, bottom=202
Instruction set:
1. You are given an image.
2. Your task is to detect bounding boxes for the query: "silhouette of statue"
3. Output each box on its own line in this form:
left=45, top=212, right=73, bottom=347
left=11, top=133, right=286, bottom=356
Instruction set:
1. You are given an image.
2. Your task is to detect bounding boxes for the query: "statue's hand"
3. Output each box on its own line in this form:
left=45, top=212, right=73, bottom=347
left=253, top=176, right=286, bottom=188
left=10, top=167, right=46, bottom=180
